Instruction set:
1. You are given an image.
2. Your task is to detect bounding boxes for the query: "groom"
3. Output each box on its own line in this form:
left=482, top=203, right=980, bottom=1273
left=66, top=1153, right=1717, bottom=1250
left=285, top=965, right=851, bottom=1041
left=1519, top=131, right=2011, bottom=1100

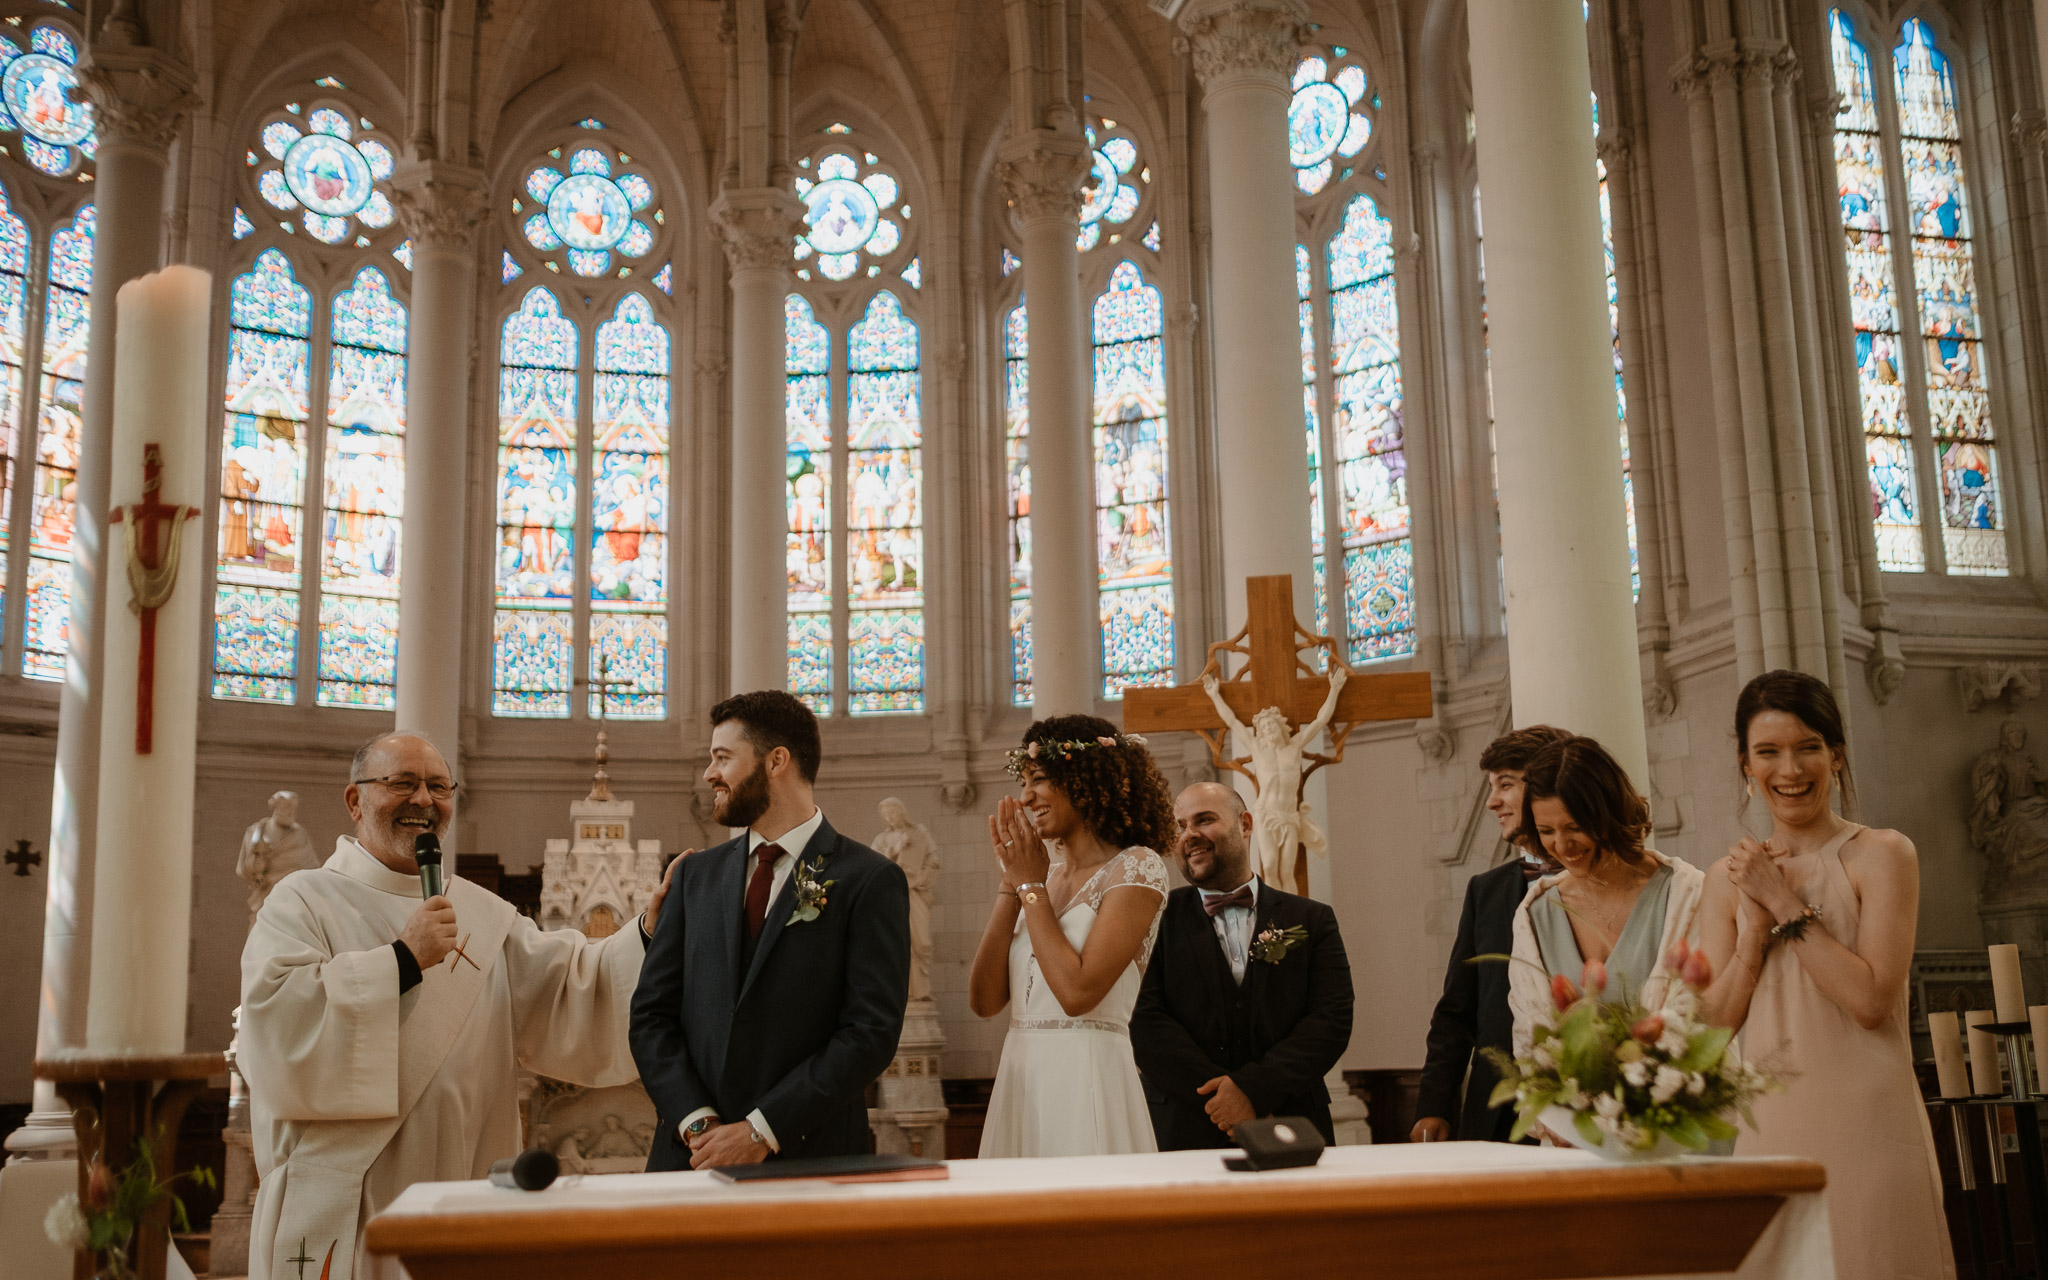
left=1132, top=782, right=1354, bottom=1148
left=631, top=691, right=910, bottom=1170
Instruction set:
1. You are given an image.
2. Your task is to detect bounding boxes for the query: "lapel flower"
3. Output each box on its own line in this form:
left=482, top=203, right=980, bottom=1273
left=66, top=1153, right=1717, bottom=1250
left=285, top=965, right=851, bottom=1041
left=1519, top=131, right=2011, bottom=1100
left=787, top=856, right=835, bottom=925
left=1248, top=923, right=1308, bottom=964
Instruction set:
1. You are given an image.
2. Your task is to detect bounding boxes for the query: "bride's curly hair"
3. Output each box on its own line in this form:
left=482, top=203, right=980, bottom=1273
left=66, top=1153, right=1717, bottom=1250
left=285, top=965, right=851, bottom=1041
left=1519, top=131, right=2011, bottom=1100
left=1015, top=714, right=1177, bottom=855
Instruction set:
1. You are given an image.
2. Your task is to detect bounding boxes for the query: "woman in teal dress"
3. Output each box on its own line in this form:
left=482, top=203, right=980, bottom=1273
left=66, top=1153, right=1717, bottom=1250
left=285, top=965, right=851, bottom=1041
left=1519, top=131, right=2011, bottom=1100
left=1506, top=736, right=1705, bottom=1055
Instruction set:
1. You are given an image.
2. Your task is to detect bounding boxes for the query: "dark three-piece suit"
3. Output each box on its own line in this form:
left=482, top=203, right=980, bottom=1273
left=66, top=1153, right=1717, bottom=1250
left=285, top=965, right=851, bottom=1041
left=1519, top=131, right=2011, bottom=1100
left=629, top=815, right=910, bottom=1170
left=1415, top=857, right=1527, bottom=1141
left=1131, top=881, right=1355, bottom=1149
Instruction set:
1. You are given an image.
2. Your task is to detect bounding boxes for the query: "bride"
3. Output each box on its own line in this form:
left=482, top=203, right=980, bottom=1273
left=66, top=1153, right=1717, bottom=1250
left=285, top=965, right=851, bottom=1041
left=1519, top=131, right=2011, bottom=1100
left=970, top=714, right=1176, bottom=1156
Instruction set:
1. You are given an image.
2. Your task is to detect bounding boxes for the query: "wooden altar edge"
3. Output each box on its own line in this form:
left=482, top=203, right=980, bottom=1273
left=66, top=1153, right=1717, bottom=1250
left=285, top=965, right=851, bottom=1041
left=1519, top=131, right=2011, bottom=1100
left=366, top=1158, right=1826, bottom=1280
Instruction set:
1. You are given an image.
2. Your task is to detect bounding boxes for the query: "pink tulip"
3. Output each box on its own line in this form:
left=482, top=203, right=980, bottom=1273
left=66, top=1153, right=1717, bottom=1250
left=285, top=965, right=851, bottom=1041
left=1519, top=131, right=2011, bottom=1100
left=1663, top=938, right=1692, bottom=973
left=1581, top=958, right=1608, bottom=997
left=1680, top=948, right=1714, bottom=989
left=1630, top=1014, right=1665, bottom=1044
left=1551, top=973, right=1580, bottom=1011
left=84, top=1160, right=113, bottom=1211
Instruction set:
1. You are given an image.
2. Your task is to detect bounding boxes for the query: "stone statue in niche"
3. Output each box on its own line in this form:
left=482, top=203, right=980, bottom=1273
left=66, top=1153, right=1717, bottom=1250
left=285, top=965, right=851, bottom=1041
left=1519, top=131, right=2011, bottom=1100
left=1202, top=664, right=1347, bottom=885
left=1972, top=718, right=2048, bottom=900
left=873, top=797, right=939, bottom=1003
left=236, top=790, right=320, bottom=921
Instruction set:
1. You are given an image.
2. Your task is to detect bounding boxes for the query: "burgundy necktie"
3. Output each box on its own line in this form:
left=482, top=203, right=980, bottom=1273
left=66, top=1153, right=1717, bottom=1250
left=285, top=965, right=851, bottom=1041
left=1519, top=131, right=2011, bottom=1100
left=746, top=843, right=783, bottom=940
left=1202, top=884, right=1254, bottom=917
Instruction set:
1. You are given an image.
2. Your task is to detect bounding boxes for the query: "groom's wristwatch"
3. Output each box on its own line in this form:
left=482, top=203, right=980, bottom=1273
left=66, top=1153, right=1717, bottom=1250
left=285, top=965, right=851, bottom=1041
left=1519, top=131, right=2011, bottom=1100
left=684, top=1115, right=718, bottom=1141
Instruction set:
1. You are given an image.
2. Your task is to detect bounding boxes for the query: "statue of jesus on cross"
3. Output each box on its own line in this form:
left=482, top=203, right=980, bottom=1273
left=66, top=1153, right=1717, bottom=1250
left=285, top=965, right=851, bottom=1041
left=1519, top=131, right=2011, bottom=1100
left=1203, top=664, right=1347, bottom=885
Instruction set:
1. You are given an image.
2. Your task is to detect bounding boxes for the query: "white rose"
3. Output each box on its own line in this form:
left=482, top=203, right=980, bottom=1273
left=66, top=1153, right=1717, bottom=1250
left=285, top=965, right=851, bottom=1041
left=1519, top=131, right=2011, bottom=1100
left=44, top=1192, right=88, bottom=1253
left=1657, top=1026, right=1689, bottom=1057
left=1687, top=1072, right=1707, bottom=1096
left=1621, top=1060, right=1650, bottom=1088
left=1595, top=1091, right=1624, bottom=1119
left=1651, top=1065, right=1687, bottom=1103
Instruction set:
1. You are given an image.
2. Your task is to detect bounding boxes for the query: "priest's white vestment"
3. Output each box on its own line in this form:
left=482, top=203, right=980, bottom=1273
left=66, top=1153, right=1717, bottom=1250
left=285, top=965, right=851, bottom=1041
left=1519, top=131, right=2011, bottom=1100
left=239, top=837, right=645, bottom=1280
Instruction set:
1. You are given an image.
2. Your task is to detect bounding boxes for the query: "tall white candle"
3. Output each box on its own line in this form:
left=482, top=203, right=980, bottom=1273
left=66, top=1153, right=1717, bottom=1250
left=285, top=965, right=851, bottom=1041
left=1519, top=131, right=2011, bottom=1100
left=1930, top=1012, right=1971, bottom=1099
left=1967, top=1010, right=2004, bottom=1098
left=1991, top=944, right=2028, bottom=1022
left=83, top=265, right=213, bottom=1055
left=2032, top=1006, right=2048, bottom=1095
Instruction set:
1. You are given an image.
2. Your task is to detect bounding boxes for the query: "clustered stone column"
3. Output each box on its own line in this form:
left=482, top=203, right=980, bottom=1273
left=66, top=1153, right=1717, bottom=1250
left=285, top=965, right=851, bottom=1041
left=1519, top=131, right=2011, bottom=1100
left=998, top=132, right=1098, bottom=716
left=392, top=163, right=488, bottom=761
left=712, top=188, right=804, bottom=694
left=11, top=41, right=195, bottom=1159
left=1467, top=0, right=1648, bottom=784
left=1180, top=0, right=1317, bottom=634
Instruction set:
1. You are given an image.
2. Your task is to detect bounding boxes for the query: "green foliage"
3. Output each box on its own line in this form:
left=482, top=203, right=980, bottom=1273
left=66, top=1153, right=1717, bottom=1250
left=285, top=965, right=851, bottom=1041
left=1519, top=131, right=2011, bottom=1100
left=75, top=1129, right=216, bottom=1278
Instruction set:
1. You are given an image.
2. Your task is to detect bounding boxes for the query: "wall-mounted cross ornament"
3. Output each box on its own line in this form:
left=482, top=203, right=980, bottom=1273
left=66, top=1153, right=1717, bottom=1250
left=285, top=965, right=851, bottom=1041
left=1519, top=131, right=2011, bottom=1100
left=4, top=839, right=41, bottom=878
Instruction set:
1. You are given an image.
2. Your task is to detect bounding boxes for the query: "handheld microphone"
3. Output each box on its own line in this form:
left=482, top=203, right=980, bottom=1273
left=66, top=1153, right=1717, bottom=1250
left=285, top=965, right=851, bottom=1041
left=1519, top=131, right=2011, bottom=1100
left=414, top=832, right=444, bottom=900
left=488, top=1148, right=559, bottom=1191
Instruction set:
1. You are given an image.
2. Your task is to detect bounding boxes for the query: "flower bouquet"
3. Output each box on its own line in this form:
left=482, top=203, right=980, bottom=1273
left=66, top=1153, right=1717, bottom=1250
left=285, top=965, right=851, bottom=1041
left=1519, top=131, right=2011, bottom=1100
left=1480, top=941, right=1777, bottom=1159
left=45, top=1133, right=215, bottom=1279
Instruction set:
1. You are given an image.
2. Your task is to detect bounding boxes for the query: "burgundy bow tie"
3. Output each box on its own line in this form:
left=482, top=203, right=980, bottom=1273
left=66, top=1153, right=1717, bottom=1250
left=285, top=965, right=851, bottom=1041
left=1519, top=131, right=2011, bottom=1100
left=1202, top=885, right=1254, bottom=917
left=1521, top=856, right=1564, bottom=881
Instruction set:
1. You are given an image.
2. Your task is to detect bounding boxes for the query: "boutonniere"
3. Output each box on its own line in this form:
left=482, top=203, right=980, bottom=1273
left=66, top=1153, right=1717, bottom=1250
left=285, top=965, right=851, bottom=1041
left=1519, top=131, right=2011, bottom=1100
left=787, top=857, right=835, bottom=925
left=1249, top=924, right=1309, bottom=965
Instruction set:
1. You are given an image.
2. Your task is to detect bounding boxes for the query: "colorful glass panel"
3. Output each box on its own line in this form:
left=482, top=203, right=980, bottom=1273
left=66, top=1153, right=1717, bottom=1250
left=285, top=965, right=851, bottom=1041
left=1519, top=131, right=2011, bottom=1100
left=845, top=291, right=923, bottom=714
left=786, top=293, right=832, bottom=713
left=1829, top=10, right=1921, bottom=572
left=1594, top=92, right=1639, bottom=599
left=1005, top=300, right=1031, bottom=705
left=1298, top=242, right=1327, bottom=638
left=318, top=267, right=405, bottom=708
left=590, top=292, right=669, bottom=719
left=493, top=287, right=578, bottom=716
left=0, top=186, right=22, bottom=669
left=216, top=250, right=313, bottom=701
left=1895, top=19, right=2004, bottom=575
left=25, top=205, right=90, bottom=679
left=1327, top=194, right=1413, bottom=663
left=1093, top=261, right=1172, bottom=697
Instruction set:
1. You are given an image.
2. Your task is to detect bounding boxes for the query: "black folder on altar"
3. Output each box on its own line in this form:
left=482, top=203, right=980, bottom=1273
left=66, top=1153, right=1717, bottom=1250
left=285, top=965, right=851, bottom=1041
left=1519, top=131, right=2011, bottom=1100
left=710, top=1154, right=949, bottom=1184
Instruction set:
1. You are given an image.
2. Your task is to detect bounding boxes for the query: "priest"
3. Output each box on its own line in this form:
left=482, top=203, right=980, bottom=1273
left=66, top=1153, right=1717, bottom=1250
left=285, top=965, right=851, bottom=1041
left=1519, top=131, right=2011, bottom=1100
left=238, top=731, right=673, bottom=1280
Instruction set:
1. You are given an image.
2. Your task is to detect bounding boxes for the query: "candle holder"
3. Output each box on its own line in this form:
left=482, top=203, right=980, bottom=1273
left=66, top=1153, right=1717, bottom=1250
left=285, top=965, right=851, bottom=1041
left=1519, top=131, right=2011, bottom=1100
left=33, top=1051, right=226, bottom=1280
left=1981, top=1020, right=2038, bottom=1103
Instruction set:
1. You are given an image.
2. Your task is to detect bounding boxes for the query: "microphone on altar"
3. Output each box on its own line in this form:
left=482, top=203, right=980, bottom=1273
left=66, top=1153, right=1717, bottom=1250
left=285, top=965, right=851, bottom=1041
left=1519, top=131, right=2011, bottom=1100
left=414, top=832, right=444, bottom=899
left=489, top=1149, right=560, bottom=1191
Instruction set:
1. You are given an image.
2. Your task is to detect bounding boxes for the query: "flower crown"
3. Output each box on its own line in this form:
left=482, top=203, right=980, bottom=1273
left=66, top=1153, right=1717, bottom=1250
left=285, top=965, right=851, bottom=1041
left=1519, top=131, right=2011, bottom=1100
left=1004, top=733, right=1148, bottom=777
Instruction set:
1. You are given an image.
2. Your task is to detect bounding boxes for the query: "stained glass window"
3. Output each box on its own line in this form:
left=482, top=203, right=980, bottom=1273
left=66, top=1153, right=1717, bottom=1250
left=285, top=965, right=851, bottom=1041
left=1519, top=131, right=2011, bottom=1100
left=1593, top=93, right=1638, bottom=598
left=1093, top=260, right=1172, bottom=697
left=513, top=141, right=662, bottom=280
left=794, top=134, right=909, bottom=284
left=1327, top=195, right=1412, bottom=663
left=24, top=204, right=89, bottom=679
left=590, top=293, right=669, bottom=718
left=1825, top=12, right=2005, bottom=576
left=246, top=95, right=397, bottom=246
left=1298, top=243, right=1326, bottom=638
left=1075, top=117, right=1149, bottom=253
left=845, top=291, right=923, bottom=714
left=1288, top=52, right=1374, bottom=196
left=215, top=249, right=312, bottom=702
left=785, top=293, right=832, bottom=712
left=492, top=287, right=578, bottom=716
left=0, top=185, right=23, bottom=668
left=1004, top=299, right=1031, bottom=705
left=318, top=267, right=406, bottom=708
left=0, top=24, right=96, bottom=179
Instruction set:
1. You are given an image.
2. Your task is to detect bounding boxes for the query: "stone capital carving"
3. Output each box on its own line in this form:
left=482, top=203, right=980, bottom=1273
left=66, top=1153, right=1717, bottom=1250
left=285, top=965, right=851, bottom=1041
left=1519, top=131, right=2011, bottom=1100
left=1671, top=39, right=1795, bottom=100
left=1411, top=140, right=1444, bottom=173
left=1168, top=300, right=1200, bottom=337
left=695, top=353, right=729, bottom=381
left=997, top=130, right=1091, bottom=229
left=389, top=161, right=490, bottom=251
left=75, top=46, right=197, bottom=154
left=2012, top=109, right=2048, bottom=152
left=1863, top=630, right=1906, bottom=706
left=1959, top=662, right=2042, bottom=714
left=1416, top=724, right=1456, bottom=767
left=1178, top=0, right=1311, bottom=89
left=710, top=187, right=804, bottom=272
left=1595, top=128, right=1631, bottom=173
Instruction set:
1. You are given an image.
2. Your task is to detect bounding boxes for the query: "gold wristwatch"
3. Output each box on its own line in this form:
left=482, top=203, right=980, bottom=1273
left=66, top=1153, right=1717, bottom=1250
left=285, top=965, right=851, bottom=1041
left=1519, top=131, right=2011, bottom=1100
left=1017, top=880, right=1047, bottom=905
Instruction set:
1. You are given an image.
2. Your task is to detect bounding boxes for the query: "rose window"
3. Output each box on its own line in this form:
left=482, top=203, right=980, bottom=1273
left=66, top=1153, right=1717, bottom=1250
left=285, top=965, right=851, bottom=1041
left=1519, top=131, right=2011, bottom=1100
left=1289, top=51, right=1375, bottom=196
left=513, top=134, right=662, bottom=279
left=0, top=23, right=94, bottom=178
left=246, top=101, right=398, bottom=245
left=794, top=131, right=911, bottom=282
left=1074, top=116, right=1149, bottom=253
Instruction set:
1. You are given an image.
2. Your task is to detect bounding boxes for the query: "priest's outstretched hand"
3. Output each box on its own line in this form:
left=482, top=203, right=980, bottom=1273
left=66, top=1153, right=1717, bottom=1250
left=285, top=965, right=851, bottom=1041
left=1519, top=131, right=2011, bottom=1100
left=399, top=895, right=458, bottom=969
left=641, top=848, right=685, bottom=936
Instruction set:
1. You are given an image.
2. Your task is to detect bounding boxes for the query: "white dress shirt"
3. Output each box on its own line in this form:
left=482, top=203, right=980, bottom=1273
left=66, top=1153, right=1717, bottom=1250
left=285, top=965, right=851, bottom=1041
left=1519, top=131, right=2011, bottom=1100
left=1196, top=876, right=1260, bottom=985
left=678, top=806, right=825, bottom=1151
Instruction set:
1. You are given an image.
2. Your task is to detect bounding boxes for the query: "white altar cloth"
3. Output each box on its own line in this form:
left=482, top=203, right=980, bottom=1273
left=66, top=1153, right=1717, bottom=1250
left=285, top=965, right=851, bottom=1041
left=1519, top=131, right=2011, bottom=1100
left=372, top=1143, right=1833, bottom=1280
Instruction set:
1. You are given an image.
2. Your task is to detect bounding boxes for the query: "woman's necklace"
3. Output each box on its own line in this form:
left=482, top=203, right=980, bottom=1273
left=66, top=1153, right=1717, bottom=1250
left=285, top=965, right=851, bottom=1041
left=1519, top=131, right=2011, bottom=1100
left=1565, top=863, right=1647, bottom=940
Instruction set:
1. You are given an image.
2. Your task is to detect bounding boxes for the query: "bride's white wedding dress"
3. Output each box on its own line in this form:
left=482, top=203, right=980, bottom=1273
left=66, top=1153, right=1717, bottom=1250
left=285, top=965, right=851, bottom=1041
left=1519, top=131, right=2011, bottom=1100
left=978, top=847, right=1169, bottom=1157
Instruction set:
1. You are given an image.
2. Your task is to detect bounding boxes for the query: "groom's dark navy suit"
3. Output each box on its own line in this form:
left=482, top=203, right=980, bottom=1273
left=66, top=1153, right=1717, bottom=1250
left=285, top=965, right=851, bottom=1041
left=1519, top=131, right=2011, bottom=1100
left=630, top=815, right=909, bottom=1170
left=1131, top=880, right=1354, bottom=1149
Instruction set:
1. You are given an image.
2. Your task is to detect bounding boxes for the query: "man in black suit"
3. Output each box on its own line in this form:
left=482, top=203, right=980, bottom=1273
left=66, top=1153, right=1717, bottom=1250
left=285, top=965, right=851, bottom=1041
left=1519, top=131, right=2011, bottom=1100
left=1131, top=782, right=1354, bottom=1148
left=630, top=691, right=910, bottom=1170
left=1411, top=724, right=1571, bottom=1143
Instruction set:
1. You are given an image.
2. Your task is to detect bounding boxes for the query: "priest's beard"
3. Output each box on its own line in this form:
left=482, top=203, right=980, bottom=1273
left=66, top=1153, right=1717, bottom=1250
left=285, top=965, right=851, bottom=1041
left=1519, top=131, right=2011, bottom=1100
left=369, top=802, right=445, bottom=867
left=713, top=759, right=772, bottom=830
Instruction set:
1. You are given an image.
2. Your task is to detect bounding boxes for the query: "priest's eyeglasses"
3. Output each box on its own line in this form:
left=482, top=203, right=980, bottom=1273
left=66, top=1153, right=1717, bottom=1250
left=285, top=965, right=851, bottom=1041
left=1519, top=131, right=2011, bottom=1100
left=353, top=774, right=460, bottom=800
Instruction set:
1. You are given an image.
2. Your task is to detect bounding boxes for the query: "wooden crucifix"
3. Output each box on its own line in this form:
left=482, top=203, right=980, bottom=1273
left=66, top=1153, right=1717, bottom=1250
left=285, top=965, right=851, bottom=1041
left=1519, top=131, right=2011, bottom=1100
left=1124, top=574, right=1433, bottom=894
left=108, top=443, right=198, bottom=754
left=575, top=653, right=637, bottom=802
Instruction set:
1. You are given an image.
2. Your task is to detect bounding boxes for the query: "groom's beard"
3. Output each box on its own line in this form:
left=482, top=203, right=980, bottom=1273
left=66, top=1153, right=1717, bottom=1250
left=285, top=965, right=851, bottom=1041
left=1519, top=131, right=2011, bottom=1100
left=713, top=759, right=773, bottom=829
left=1179, top=832, right=1251, bottom=891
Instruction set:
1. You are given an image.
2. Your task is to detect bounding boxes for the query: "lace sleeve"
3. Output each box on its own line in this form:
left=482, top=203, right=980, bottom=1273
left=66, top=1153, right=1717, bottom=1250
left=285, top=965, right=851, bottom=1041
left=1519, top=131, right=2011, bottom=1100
left=1085, top=847, right=1170, bottom=910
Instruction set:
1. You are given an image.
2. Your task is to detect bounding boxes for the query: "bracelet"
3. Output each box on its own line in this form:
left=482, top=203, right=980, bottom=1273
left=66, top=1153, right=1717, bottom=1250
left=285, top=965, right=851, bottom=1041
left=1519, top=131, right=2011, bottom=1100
left=1016, top=880, right=1048, bottom=906
left=1768, top=903, right=1822, bottom=944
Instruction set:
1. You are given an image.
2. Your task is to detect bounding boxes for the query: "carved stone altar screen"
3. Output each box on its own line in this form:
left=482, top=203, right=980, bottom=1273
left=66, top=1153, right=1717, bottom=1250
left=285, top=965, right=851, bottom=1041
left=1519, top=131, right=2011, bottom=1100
left=1124, top=575, right=1433, bottom=893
